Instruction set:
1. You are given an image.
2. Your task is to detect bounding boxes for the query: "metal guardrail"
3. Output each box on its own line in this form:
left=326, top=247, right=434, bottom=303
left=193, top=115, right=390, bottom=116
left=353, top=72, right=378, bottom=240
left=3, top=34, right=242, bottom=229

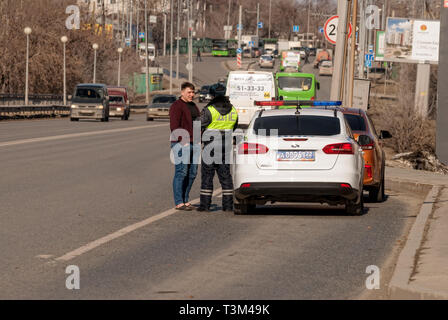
left=0, top=94, right=64, bottom=106
left=0, top=104, right=151, bottom=120
left=0, top=105, right=70, bottom=120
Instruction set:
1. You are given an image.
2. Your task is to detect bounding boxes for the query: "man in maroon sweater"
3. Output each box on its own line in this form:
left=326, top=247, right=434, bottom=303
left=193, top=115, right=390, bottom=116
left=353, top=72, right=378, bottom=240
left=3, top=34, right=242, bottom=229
left=169, top=82, right=201, bottom=210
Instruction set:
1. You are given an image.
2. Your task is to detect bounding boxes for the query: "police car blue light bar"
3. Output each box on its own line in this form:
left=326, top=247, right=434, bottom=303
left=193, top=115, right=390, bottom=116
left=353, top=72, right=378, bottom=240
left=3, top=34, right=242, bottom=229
left=254, top=100, right=342, bottom=107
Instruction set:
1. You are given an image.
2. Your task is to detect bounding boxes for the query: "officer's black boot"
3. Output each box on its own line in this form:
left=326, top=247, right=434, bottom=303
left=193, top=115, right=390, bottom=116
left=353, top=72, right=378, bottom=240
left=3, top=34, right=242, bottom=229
left=197, top=194, right=212, bottom=212
left=222, top=195, right=234, bottom=212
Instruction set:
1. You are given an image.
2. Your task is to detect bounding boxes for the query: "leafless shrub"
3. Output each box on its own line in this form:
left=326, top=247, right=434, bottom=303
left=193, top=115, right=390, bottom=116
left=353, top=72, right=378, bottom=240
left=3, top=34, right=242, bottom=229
left=368, top=63, right=435, bottom=154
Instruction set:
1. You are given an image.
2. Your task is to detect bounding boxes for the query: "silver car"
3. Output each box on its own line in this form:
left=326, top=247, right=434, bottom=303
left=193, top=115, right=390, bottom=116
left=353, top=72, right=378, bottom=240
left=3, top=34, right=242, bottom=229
left=70, top=84, right=110, bottom=122
left=146, top=94, right=177, bottom=121
left=259, top=55, right=275, bottom=68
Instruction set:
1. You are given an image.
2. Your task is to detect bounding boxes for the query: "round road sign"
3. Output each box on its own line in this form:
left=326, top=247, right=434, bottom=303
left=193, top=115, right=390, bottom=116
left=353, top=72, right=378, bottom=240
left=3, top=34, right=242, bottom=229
left=324, top=15, right=352, bottom=45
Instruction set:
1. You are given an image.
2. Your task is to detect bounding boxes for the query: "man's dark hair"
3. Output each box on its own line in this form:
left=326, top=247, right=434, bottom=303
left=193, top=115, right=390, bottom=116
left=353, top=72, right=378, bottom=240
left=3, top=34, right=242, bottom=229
left=181, top=82, right=195, bottom=91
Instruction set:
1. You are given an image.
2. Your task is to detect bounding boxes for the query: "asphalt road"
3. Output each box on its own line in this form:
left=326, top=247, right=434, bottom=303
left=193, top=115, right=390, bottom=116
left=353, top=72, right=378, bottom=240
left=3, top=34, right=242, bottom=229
left=0, top=56, right=424, bottom=300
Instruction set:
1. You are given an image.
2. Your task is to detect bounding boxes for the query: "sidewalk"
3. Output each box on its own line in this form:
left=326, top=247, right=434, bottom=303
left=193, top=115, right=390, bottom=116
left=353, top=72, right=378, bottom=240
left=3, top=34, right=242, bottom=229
left=385, top=166, right=448, bottom=299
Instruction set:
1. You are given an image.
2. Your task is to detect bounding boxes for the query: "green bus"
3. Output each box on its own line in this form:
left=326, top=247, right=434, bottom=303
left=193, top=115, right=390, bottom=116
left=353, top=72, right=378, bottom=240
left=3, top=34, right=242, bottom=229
left=275, top=72, right=320, bottom=107
left=211, top=39, right=237, bottom=57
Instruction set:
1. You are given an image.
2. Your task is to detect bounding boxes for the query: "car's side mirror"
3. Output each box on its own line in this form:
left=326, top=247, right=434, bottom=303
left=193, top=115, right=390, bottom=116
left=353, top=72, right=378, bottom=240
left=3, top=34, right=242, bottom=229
left=316, top=82, right=320, bottom=90
left=379, top=130, right=392, bottom=139
left=357, top=134, right=373, bottom=146
left=279, top=96, right=283, bottom=100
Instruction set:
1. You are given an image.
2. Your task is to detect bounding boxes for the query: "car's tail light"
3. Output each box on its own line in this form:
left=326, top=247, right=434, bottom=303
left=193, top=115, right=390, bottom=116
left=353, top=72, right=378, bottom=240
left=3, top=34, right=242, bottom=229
left=361, top=142, right=374, bottom=150
left=322, top=143, right=354, bottom=155
left=311, top=96, right=315, bottom=101
left=238, top=142, right=269, bottom=154
left=340, top=183, right=352, bottom=189
left=283, top=138, right=308, bottom=142
left=241, top=183, right=251, bottom=188
left=365, top=165, right=373, bottom=178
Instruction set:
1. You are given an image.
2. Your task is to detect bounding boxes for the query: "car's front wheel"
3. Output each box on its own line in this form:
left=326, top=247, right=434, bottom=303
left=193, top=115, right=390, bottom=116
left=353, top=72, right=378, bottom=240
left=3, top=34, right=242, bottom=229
left=147, top=117, right=154, bottom=121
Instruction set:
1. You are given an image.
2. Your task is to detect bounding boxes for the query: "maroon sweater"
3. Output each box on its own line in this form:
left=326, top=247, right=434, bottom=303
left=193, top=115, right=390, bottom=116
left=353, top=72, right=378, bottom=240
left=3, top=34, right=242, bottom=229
left=169, top=98, right=200, bottom=142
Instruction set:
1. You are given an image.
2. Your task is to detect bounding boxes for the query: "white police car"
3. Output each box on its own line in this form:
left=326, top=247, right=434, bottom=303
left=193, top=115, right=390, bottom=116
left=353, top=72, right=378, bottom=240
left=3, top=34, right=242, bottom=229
left=233, top=101, right=365, bottom=215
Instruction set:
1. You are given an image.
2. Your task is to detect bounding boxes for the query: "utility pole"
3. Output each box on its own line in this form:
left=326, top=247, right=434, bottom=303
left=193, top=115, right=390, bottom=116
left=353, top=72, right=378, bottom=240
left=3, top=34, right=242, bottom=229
left=170, top=0, right=174, bottom=93
left=330, top=0, right=350, bottom=101
left=129, top=0, right=133, bottom=46
left=307, top=0, right=311, bottom=43
left=348, top=0, right=358, bottom=108
left=163, top=10, right=167, bottom=56
left=437, top=0, right=448, bottom=165
left=238, top=5, right=242, bottom=50
left=226, top=0, right=232, bottom=39
left=268, top=0, right=272, bottom=38
left=188, top=0, right=193, bottom=83
left=358, top=0, right=366, bottom=78
left=256, top=3, right=260, bottom=37
left=145, top=0, right=149, bottom=104
left=135, top=0, right=139, bottom=55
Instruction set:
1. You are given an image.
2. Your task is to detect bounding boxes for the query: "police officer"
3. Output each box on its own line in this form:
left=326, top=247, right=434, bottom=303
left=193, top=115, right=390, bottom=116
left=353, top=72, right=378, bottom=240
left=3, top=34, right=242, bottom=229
left=197, top=95, right=238, bottom=212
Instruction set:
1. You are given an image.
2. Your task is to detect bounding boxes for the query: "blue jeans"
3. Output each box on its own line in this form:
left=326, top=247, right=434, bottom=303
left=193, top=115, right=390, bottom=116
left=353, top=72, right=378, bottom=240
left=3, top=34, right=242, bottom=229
left=171, top=142, right=199, bottom=206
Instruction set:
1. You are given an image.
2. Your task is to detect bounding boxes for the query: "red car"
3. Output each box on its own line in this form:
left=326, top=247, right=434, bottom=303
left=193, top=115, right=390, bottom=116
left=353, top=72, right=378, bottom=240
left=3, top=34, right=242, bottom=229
left=107, top=86, right=130, bottom=120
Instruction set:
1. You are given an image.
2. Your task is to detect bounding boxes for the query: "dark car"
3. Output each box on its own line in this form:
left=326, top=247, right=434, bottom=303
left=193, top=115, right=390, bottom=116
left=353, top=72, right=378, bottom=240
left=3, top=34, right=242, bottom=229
left=309, top=48, right=317, bottom=56
left=198, top=85, right=211, bottom=103
left=146, top=94, right=177, bottom=121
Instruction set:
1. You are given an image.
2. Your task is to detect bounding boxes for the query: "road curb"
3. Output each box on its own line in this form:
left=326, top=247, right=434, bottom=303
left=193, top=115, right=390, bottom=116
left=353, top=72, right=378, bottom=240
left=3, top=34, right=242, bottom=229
left=386, top=177, right=447, bottom=299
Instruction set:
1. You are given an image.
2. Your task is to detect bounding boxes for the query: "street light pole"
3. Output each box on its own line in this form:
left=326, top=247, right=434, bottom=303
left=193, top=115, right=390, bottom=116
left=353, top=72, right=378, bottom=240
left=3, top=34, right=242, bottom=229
left=24, top=27, right=32, bottom=106
left=61, top=36, right=68, bottom=106
left=145, top=0, right=149, bottom=104
left=268, top=0, right=272, bottom=39
left=92, top=43, right=99, bottom=83
left=117, top=47, right=123, bottom=86
left=256, top=3, right=260, bottom=37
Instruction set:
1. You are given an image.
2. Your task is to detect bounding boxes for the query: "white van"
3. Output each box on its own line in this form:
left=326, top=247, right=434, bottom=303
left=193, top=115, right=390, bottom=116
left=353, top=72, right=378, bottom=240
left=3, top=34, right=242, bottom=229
left=225, top=71, right=276, bottom=126
left=139, top=43, right=156, bottom=62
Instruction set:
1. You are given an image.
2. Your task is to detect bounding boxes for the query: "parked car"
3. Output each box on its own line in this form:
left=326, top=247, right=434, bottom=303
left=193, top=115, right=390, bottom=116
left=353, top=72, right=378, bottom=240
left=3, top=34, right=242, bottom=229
left=107, top=86, right=130, bottom=120
left=70, top=83, right=110, bottom=122
left=233, top=107, right=365, bottom=215
left=243, top=48, right=252, bottom=58
left=198, top=85, right=212, bottom=103
left=319, top=60, right=333, bottom=76
left=259, top=54, right=275, bottom=68
left=340, top=108, right=392, bottom=202
left=146, top=94, right=177, bottom=121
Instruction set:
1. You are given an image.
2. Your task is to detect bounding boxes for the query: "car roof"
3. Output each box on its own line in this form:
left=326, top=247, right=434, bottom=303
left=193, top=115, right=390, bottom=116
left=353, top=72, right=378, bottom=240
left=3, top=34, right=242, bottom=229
left=228, top=70, right=273, bottom=75
left=76, top=83, right=107, bottom=88
left=276, top=72, right=315, bottom=78
left=258, top=108, right=342, bottom=118
left=153, top=94, right=177, bottom=98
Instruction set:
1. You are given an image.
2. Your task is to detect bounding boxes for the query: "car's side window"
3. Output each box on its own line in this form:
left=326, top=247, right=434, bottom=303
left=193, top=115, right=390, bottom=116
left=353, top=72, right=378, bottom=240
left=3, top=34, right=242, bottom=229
left=344, top=118, right=354, bottom=139
left=366, top=114, right=378, bottom=137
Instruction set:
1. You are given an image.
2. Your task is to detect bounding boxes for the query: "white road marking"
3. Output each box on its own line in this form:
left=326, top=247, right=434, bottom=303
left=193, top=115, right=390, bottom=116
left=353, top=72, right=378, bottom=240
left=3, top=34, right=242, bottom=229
left=55, top=188, right=223, bottom=262
left=0, top=124, right=168, bottom=148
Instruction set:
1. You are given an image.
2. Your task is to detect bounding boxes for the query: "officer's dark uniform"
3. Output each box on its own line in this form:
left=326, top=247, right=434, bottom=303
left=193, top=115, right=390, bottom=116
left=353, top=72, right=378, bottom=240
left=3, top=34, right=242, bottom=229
left=197, top=95, right=238, bottom=212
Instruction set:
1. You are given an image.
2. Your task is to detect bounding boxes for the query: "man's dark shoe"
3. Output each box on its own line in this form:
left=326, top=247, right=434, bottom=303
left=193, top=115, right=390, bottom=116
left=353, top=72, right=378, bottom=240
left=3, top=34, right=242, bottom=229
left=196, top=206, right=210, bottom=212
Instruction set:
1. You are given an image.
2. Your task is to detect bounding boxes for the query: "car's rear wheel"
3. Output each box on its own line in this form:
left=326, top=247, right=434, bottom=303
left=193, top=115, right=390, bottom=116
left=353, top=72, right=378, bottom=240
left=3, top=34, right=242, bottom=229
left=147, top=117, right=154, bottom=121
left=233, top=196, right=255, bottom=215
left=369, top=175, right=385, bottom=203
left=70, top=117, right=79, bottom=122
left=346, top=193, right=364, bottom=216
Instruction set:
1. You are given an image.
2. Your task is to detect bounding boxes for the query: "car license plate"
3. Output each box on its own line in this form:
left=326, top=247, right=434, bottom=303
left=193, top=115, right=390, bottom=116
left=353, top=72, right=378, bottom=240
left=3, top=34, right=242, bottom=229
left=277, top=150, right=315, bottom=161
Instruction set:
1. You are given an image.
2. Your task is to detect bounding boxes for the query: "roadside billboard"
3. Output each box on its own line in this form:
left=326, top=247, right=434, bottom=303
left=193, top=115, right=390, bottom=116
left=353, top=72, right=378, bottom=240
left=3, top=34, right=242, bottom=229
left=381, top=18, right=440, bottom=64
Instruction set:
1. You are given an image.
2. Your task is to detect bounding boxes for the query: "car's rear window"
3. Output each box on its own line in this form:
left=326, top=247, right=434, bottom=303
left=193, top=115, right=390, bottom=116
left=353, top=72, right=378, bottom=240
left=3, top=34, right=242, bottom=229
left=253, top=115, right=341, bottom=136
left=344, top=114, right=366, bottom=131
left=109, top=95, right=124, bottom=102
left=277, top=77, right=313, bottom=91
left=153, top=96, right=176, bottom=103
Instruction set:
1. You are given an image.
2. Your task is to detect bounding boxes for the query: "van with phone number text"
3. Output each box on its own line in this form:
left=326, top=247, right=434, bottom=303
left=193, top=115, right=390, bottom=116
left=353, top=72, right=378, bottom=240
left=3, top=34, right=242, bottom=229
left=225, top=71, right=276, bottom=127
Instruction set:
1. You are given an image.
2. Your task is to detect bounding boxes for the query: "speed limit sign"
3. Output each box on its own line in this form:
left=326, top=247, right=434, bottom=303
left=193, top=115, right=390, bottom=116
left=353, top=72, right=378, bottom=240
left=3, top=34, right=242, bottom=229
left=324, top=15, right=352, bottom=45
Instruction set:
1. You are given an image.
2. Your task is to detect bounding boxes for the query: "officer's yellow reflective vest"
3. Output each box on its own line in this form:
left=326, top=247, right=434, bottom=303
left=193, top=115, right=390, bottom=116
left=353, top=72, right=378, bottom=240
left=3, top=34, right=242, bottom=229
left=206, top=105, right=238, bottom=130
